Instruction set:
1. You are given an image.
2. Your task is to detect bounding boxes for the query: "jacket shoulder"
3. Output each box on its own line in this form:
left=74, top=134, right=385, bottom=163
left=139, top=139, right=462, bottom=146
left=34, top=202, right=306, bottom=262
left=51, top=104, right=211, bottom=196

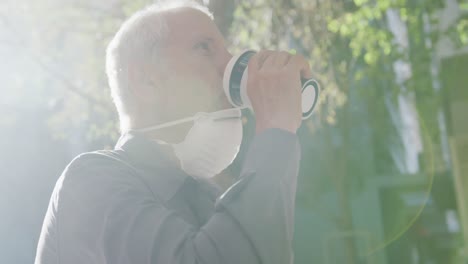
left=65, top=149, right=136, bottom=173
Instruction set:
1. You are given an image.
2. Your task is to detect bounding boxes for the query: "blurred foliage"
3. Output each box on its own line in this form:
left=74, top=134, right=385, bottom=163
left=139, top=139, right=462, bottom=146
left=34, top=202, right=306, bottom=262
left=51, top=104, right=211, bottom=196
left=228, top=0, right=464, bottom=261
left=0, top=0, right=465, bottom=147
left=227, top=0, right=465, bottom=183
left=0, top=0, right=126, bottom=148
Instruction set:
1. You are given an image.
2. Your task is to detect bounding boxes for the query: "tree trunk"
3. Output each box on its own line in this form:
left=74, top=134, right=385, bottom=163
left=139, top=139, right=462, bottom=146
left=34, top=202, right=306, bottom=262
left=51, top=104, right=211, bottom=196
left=208, top=0, right=236, bottom=37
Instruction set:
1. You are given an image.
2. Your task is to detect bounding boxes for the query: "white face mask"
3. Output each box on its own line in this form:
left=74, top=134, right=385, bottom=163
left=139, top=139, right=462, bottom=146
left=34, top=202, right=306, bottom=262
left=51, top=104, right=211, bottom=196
left=135, top=108, right=243, bottom=179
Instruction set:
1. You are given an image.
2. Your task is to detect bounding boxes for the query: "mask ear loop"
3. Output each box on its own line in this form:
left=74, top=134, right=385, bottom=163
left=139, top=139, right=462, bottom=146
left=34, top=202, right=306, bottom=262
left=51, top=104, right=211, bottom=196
left=132, top=107, right=247, bottom=133
left=133, top=116, right=197, bottom=133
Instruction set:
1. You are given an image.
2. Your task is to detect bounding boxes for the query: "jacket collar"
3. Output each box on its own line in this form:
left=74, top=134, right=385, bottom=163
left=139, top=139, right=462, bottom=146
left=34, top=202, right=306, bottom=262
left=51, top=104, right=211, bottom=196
left=115, top=131, right=180, bottom=169
left=114, top=131, right=220, bottom=203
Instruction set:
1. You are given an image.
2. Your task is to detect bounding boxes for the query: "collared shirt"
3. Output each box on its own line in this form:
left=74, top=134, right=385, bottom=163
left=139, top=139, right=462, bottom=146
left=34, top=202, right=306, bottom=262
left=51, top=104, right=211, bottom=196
left=35, top=128, right=301, bottom=264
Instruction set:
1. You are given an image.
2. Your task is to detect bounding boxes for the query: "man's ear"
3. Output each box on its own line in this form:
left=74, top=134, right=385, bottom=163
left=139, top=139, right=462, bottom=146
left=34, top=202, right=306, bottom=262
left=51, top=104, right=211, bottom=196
left=127, top=63, right=159, bottom=104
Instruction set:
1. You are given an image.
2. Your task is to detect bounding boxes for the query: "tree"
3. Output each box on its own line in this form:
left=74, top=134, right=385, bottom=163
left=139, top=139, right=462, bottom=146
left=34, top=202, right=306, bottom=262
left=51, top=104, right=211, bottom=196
left=228, top=0, right=465, bottom=263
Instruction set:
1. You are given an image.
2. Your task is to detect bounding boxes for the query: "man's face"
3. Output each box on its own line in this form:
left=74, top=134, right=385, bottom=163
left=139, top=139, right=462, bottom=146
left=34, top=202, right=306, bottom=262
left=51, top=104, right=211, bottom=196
left=153, top=8, right=233, bottom=119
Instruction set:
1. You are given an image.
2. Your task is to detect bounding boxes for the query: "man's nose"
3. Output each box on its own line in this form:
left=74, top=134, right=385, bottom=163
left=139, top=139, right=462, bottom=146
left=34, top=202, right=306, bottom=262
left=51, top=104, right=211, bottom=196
left=218, top=49, right=233, bottom=77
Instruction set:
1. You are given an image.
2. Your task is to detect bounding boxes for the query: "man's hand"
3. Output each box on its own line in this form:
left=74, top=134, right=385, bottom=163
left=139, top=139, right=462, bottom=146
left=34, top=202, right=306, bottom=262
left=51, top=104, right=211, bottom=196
left=246, top=50, right=312, bottom=134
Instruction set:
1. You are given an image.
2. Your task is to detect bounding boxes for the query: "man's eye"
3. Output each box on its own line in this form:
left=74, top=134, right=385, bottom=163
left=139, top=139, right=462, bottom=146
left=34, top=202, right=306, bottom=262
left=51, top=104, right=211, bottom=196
left=195, top=42, right=211, bottom=53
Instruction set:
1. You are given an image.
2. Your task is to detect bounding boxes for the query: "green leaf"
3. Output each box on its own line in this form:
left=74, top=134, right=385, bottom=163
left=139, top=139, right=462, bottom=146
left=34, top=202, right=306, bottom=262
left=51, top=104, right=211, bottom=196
left=460, top=2, right=468, bottom=11
left=328, top=19, right=340, bottom=33
left=364, top=52, right=377, bottom=65
left=354, top=0, right=369, bottom=7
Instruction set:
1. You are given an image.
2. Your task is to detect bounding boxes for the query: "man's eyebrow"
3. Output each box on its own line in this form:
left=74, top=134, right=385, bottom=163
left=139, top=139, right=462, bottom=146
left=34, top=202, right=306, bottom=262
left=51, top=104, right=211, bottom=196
left=195, top=36, right=215, bottom=42
left=193, top=36, right=226, bottom=48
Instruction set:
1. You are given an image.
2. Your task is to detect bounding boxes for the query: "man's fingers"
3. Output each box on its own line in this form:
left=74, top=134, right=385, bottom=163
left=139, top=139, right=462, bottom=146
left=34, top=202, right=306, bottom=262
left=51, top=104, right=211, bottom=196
left=249, top=50, right=297, bottom=72
left=287, top=54, right=312, bottom=79
left=247, top=52, right=260, bottom=75
left=260, top=51, right=292, bottom=71
left=247, top=50, right=312, bottom=91
left=245, top=50, right=309, bottom=134
left=261, top=53, right=278, bottom=71
left=255, top=50, right=274, bottom=70
left=270, top=51, right=292, bottom=67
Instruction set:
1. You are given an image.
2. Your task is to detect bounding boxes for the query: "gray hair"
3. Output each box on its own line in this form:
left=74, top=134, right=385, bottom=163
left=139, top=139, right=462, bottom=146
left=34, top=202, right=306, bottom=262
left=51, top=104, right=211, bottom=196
left=106, top=0, right=213, bottom=132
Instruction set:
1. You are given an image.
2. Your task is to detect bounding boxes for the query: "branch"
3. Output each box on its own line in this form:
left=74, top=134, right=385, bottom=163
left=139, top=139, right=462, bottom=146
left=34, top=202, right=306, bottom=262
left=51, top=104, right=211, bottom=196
left=31, top=55, right=108, bottom=107
left=69, top=2, right=125, bottom=21
left=0, top=13, right=109, bottom=108
left=209, top=0, right=236, bottom=36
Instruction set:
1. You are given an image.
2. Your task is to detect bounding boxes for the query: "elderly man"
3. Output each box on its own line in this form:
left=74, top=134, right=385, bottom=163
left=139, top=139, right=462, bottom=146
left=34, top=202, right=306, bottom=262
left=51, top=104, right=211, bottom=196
left=35, top=1, right=312, bottom=263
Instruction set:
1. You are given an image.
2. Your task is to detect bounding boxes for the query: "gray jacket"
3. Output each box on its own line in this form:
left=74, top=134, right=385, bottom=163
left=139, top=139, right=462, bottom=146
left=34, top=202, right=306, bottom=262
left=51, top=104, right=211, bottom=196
left=35, top=128, right=301, bottom=264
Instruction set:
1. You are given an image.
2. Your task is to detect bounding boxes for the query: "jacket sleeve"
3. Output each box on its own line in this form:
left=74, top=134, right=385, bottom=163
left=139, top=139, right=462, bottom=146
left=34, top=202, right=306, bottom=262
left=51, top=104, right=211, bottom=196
left=52, top=128, right=300, bottom=264
left=212, top=128, right=301, bottom=264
